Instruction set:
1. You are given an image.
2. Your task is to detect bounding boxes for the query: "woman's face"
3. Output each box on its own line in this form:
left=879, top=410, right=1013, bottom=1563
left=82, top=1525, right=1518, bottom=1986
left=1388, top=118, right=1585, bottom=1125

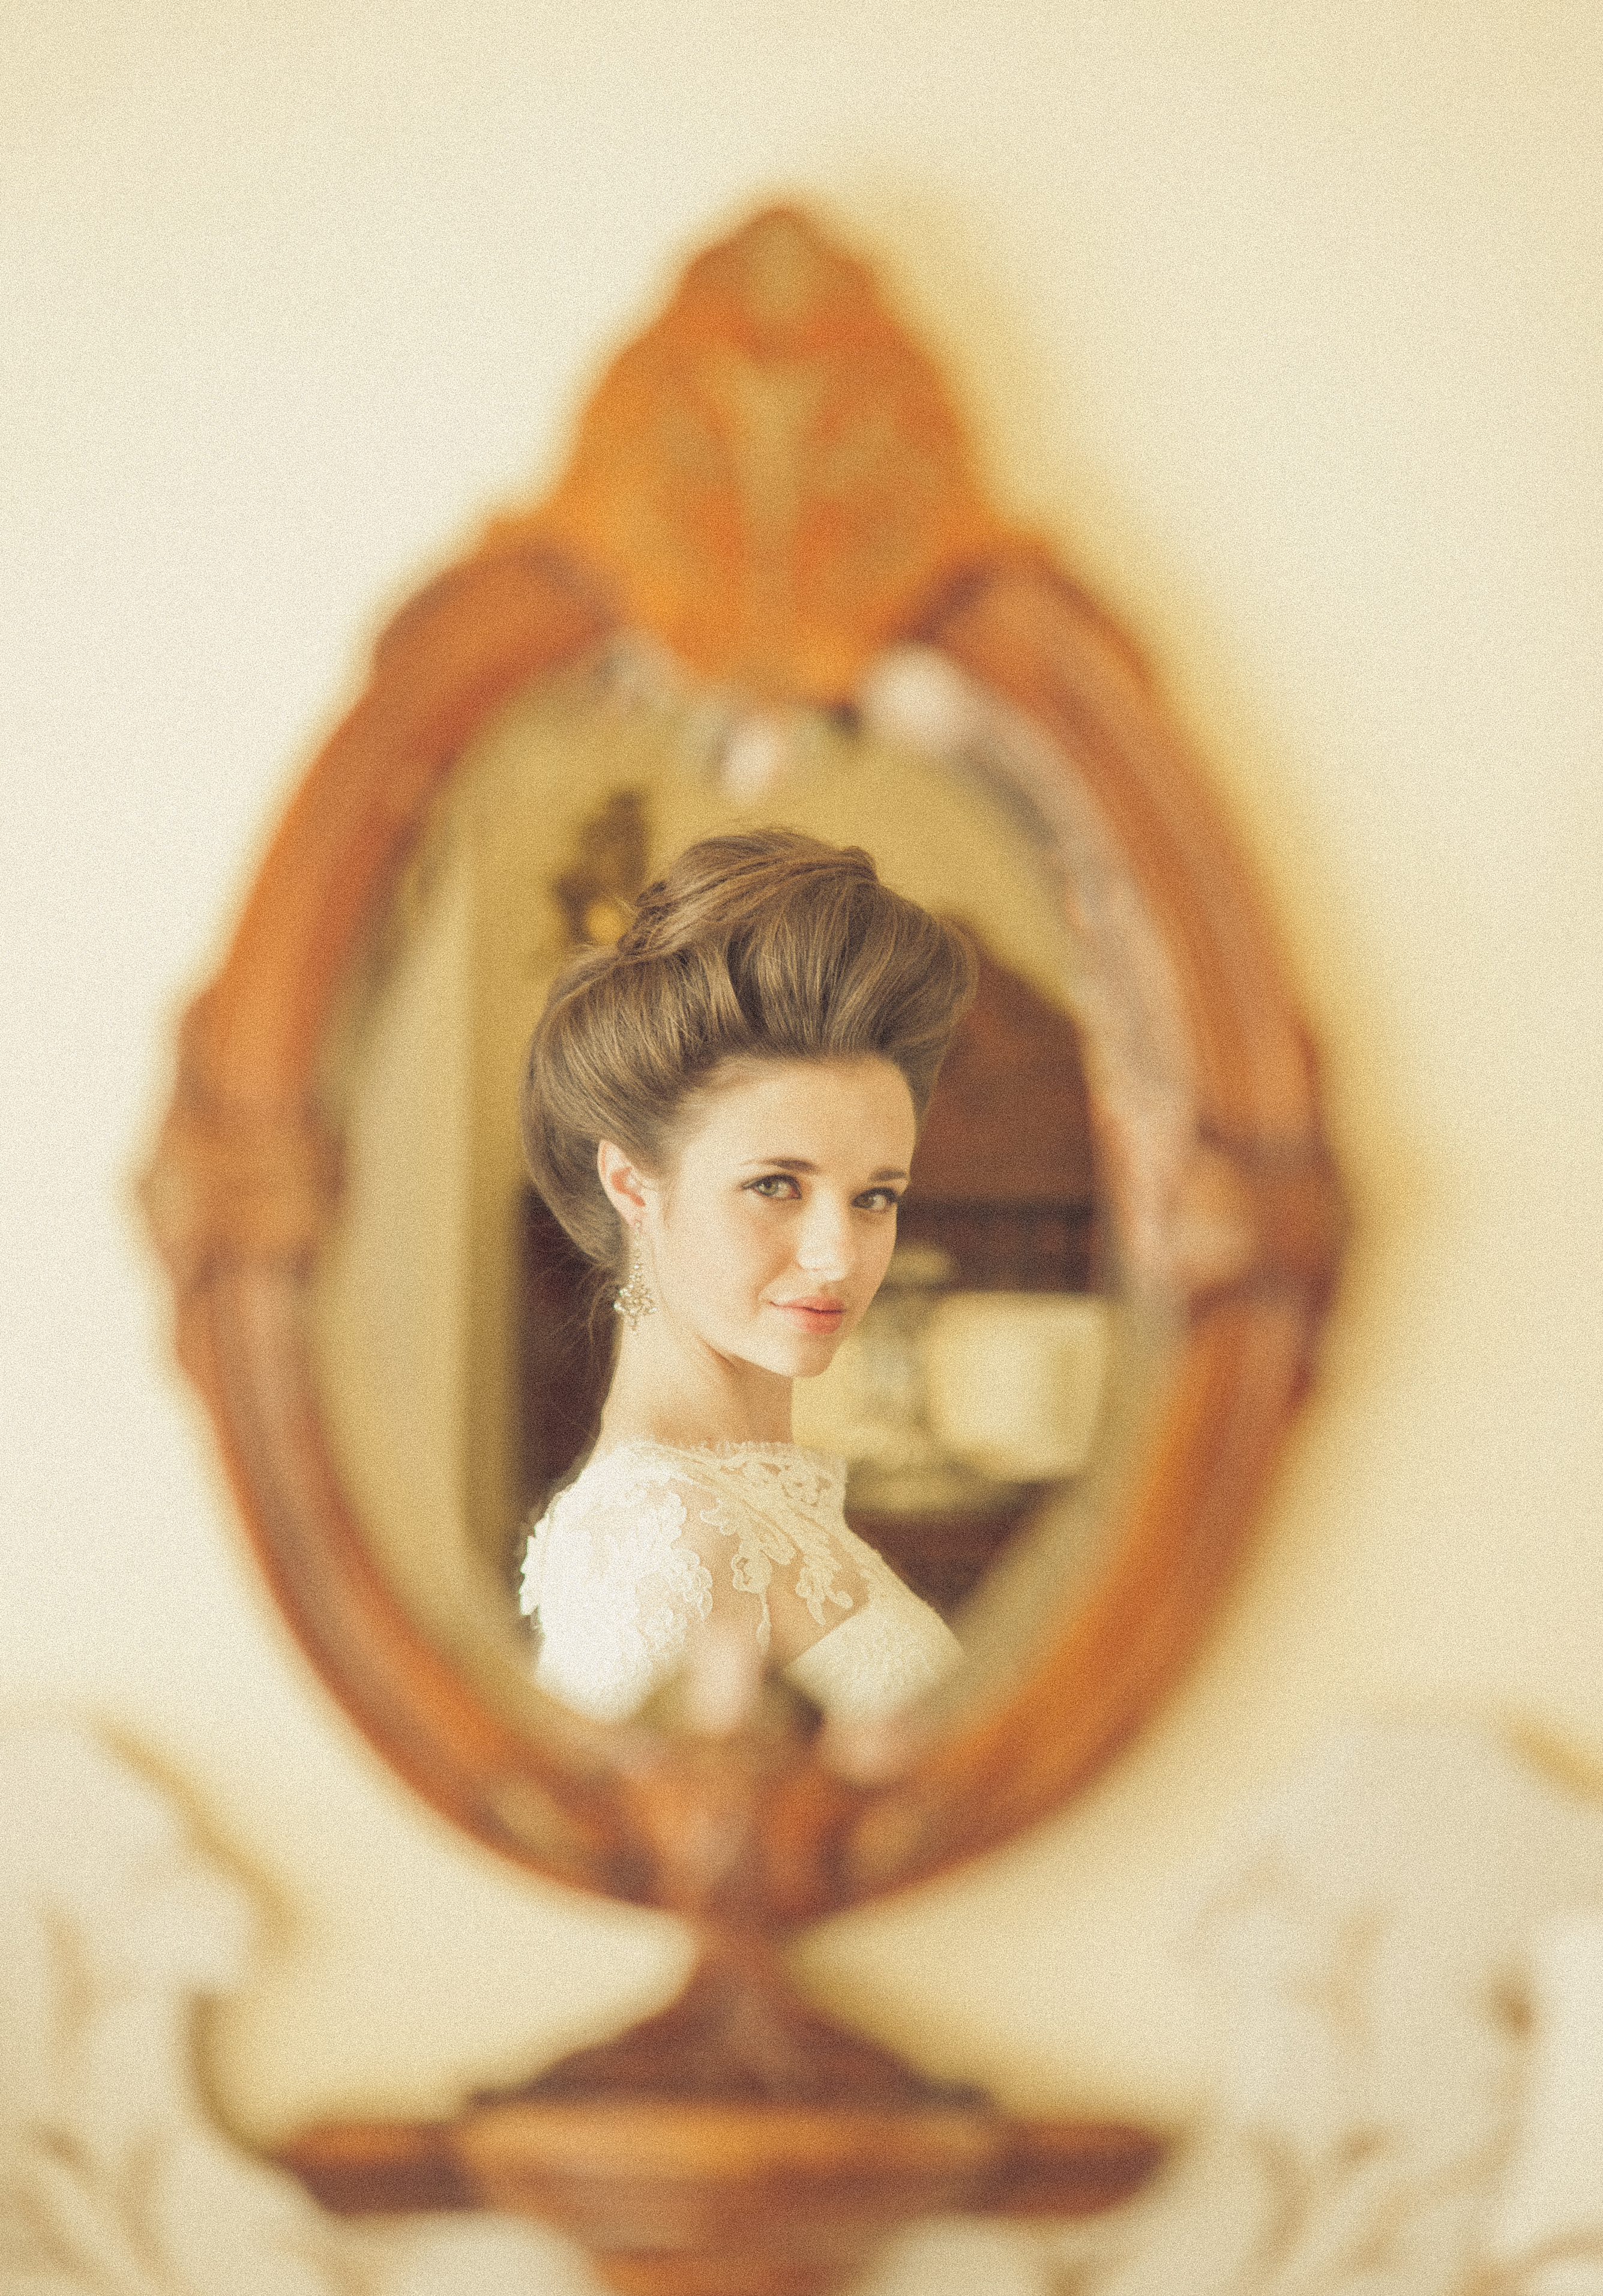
left=631, top=1055, right=917, bottom=1385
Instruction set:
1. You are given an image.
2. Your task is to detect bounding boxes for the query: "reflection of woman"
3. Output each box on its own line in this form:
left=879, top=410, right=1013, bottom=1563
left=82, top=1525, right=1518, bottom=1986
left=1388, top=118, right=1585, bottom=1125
left=517, top=828, right=975, bottom=1724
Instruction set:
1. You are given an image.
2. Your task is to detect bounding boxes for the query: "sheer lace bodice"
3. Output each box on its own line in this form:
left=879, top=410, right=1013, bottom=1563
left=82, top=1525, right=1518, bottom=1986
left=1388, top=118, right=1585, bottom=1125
left=519, top=1439, right=961, bottom=1723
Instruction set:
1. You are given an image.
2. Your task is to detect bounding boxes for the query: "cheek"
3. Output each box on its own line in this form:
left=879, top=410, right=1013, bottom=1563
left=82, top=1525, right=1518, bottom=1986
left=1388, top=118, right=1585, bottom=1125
left=663, top=1194, right=777, bottom=1306
left=733, top=1206, right=793, bottom=1286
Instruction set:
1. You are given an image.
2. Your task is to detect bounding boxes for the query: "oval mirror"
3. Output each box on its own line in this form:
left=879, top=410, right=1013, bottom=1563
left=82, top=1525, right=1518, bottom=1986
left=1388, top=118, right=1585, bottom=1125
left=142, top=207, right=1343, bottom=1930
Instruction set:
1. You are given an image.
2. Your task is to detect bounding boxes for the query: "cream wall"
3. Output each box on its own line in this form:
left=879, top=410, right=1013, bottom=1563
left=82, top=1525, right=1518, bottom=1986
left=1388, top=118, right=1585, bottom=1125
left=3, top=2, right=1599, bottom=2144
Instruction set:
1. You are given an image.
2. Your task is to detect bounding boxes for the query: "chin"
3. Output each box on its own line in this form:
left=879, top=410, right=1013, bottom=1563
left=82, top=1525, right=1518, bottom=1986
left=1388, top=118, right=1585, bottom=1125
left=749, top=1327, right=848, bottom=1381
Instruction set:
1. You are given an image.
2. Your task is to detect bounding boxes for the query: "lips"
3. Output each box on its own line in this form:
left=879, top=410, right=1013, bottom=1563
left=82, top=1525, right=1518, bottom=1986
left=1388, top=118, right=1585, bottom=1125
left=770, top=1298, right=846, bottom=1334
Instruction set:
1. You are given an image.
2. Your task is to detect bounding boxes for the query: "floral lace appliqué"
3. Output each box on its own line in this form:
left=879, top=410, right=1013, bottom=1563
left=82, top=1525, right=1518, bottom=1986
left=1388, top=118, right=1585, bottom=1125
left=670, top=1445, right=860, bottom=1653
left=520, top=1439, right=958, bottom=1724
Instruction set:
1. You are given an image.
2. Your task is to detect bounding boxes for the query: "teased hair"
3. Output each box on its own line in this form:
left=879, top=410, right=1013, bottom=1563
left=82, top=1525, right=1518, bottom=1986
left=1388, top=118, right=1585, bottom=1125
left=522, top=828, right=976, bottom=1271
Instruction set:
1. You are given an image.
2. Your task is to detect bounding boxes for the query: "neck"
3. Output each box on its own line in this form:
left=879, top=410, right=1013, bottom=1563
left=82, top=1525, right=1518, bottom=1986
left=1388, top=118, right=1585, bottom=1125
left=597, top=1320, right=793, bottom=1452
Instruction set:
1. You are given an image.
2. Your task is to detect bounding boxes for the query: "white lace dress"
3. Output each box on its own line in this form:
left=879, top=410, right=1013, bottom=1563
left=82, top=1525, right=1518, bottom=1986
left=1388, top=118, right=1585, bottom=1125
left=519, top=1440, right=961, bottom=1725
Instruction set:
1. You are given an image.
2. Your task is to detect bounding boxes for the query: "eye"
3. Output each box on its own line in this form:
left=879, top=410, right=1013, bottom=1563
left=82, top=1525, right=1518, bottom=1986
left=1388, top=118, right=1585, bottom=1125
left=747, top=1174, right=801, bottom=1200
left=855, top=1187, right=903, bottom=1213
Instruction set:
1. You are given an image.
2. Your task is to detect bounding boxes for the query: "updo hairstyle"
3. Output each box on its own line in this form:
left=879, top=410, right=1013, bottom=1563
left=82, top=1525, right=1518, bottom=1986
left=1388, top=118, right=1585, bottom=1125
left=522, top=828, right=976, bottom=1274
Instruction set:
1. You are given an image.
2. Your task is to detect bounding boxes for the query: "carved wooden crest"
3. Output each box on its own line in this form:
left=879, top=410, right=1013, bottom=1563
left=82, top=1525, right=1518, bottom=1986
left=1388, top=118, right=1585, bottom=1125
left=502, top=205, right=1019, bottom=701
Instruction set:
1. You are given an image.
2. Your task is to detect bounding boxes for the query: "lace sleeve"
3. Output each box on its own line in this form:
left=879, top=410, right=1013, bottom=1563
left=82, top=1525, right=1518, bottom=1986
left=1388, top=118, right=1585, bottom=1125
left=522, top=1442, right=885, bottom=1722
left=522, top=1456, right=769, bottom=1722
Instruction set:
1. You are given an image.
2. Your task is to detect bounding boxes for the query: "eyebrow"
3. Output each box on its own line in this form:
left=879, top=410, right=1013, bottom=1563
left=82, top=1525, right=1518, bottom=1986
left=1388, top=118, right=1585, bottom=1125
left=741, top=1156, right=909, bottom=1182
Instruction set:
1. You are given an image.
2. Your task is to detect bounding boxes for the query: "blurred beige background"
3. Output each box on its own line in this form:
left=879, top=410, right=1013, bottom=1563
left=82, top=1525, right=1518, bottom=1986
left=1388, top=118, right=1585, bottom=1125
left=2, top=0, right=1598, bottom=2148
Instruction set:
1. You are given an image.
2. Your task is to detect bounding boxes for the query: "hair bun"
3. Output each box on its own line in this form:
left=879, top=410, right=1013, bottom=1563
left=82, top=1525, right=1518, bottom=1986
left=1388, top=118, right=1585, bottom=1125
left=618, top=836, right=881, bottom=965
left=522, top=828, right=976, bottom=1276
left=615, top=879, right=674, bottom=959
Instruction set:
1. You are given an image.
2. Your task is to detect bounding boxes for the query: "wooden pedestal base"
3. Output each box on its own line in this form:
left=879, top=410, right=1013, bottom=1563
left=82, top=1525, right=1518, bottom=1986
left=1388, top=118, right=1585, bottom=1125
left=281, top=1940, right=1163, bottom=2296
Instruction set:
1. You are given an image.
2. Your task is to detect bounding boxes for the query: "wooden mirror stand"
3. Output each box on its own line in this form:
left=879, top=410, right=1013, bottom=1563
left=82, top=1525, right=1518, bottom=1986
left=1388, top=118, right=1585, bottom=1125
left=142, top=208, right=1343, bottom=2296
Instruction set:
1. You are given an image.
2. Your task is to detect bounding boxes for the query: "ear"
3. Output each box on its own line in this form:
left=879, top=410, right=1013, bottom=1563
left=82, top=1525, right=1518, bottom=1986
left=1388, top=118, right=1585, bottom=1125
left=596, top=1139, right=650, bottom=1229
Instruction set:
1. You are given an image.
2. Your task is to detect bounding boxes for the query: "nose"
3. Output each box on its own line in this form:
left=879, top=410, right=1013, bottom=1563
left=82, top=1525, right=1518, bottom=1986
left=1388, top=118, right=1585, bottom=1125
left=795, top=1193, right=853, bottom=1282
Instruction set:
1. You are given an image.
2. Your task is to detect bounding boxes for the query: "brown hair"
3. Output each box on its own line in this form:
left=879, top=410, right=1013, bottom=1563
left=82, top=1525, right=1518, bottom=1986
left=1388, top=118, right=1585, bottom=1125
left=522, top=828, right=976, bottom=1272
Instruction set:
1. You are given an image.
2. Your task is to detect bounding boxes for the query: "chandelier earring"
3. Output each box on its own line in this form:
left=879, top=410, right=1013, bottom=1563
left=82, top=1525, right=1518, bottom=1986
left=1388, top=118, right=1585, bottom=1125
left=613, top=1226, right=656, bottom=1332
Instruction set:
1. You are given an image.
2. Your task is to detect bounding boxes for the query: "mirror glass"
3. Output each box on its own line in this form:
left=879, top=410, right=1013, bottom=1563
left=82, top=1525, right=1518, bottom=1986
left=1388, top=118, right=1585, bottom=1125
left=308, top=634, right=1152, bottom=1729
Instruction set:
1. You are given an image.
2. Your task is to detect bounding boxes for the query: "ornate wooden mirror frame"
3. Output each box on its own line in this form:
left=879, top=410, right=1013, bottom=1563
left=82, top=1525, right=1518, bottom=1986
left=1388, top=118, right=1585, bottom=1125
left=142, top=208, right=1343, bottom=2296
